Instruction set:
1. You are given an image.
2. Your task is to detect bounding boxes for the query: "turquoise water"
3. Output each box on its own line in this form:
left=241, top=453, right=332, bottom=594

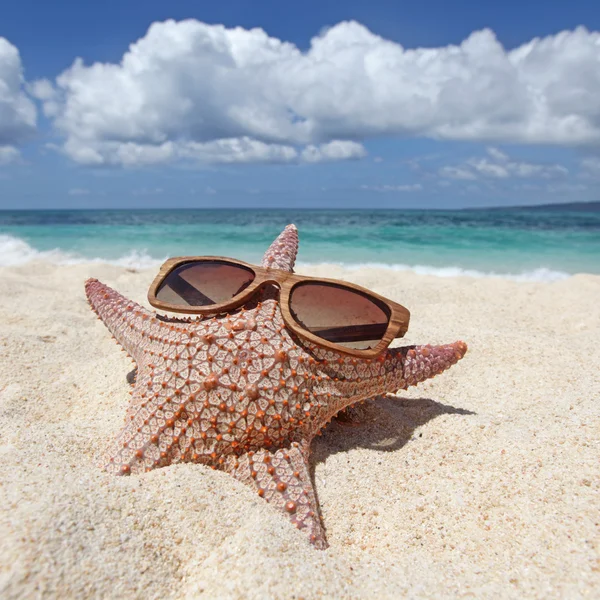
left=0, top=209, right=599, bottom=280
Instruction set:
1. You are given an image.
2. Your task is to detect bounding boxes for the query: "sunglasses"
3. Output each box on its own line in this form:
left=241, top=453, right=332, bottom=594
left=147, top=257, right=410, bottom=358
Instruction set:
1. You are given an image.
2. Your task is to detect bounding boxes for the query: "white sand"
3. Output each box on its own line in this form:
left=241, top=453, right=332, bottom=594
left=0, top=262, right=598, bottom=599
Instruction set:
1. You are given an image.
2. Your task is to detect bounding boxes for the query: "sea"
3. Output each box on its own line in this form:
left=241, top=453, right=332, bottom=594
left=0, top=208, right=599, bottom=282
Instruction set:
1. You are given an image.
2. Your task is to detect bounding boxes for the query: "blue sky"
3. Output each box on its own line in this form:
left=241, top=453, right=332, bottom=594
left=1, top=0, right=600, bottom=209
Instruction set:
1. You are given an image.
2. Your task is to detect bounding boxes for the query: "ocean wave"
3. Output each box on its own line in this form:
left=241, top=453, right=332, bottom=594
left=0, top=234, right=164, bottom=269
left=0, top=234, right=571, bottom=282
left=296, top=261, right=571, bottom=283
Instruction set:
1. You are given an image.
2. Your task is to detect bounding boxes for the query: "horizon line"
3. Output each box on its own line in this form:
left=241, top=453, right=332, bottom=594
left=0, top=200, right=599, bottom=212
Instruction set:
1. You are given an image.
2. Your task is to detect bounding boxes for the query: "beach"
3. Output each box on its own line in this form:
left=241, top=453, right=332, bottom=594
left=0, top=260, right=598, bottom=599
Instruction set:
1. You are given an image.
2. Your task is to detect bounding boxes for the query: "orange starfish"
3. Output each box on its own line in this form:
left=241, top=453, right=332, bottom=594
left=85, top=224, right=467, bottom=549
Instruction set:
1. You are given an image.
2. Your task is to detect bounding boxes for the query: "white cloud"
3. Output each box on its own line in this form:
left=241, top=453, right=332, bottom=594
left=486, top=147, right=509, bottom=162
left=439, top=166, right=478, bottom=180
left=440, top=147, right=569, bottom=180
left=36, top=20, right=600, bottom=167
left=546, top=182, right=587, bottom=193
left=580, top=156, right=600, bottom=177
left=518, top=183, right=543, bottom=191
left=180, top=137, right=366, bottom=164
left=0, top=145, right=20, bottom=165
left=518, top=181, right=588, bottom=194
left=467, top=158, right=510, bottom=178
left=300, top=140, right=366, bottom=163
left=131, top=187, right=164, bottom=196
left=510, top=161, right=568, bottom=178
left=29, top=78, right=56, bottom=101
left=29, top=79, right=61, bottom=119
left=68, top=187, right=91, bottom=196
left=54, top=134, right=366, bottom=166
left=0, top=38, right=36, bottom=147
left=361, top=183, right=422, bottom=192
left=179, top=138, right=297, bottom=164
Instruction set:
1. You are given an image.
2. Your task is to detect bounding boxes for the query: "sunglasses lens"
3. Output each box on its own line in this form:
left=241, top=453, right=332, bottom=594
left=289, top=282, right=391, bottom=350
left=156, top=261, right=255, bottom=307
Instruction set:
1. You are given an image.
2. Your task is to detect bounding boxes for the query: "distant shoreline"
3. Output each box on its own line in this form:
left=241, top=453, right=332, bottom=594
left=471, top=201, right=600, bottom=212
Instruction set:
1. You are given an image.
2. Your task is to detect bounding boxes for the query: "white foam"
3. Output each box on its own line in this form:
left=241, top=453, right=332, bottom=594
left=297, top=261, right=571, bottom=283
left=0, top=234, right=572, bottom=281
left=86, top=249, right=164, bottom=270
left=0, top=234, right=163, bottom=270
left=0, top=234, right=75, bottom=266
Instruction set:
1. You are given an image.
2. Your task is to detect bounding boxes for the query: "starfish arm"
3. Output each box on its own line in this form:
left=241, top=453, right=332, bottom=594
left=85, top=278, right=155, bottom=362
left=101, top=369, right=158, bottom=476
left=316, top=342, right=468, bottom=425
left=261, top=224, right=299, bottom=272
left=225, top=443, right=327, bottom=549
left=397, top=342, right=468, bottom=389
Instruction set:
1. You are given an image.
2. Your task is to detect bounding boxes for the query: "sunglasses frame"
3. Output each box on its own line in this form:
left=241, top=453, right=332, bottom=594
left=147, top=256, right=410, bottom=358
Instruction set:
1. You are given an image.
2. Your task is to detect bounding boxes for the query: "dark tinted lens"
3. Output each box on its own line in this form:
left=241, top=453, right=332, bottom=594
left=289, top=282, right=391, bottom=350
left=156, top=261, right=255, bottom=307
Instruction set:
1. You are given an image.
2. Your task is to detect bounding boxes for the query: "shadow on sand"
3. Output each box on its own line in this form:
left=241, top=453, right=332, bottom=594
left=312, top=395, right=475, bottom=463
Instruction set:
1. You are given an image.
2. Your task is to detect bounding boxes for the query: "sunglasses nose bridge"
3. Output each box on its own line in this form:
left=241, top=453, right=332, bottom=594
left=255, top=276, right=283, bottom=295
left=249, top=274, right=294, bottom=309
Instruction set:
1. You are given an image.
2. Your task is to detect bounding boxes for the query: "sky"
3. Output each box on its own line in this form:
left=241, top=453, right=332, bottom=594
left=1, top=0, right=600, bottom=209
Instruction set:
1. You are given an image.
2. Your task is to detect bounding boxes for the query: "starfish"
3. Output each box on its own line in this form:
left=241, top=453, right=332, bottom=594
left=85, top=225, right=467, bottom=549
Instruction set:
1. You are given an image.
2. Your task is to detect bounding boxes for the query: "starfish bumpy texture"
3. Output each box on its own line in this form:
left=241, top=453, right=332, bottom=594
left=85, top=225, right=467, bottom=549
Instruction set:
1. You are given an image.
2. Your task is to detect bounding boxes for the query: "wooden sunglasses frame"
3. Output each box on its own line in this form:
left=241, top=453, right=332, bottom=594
left=147, top=256, right=411, bottom=358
